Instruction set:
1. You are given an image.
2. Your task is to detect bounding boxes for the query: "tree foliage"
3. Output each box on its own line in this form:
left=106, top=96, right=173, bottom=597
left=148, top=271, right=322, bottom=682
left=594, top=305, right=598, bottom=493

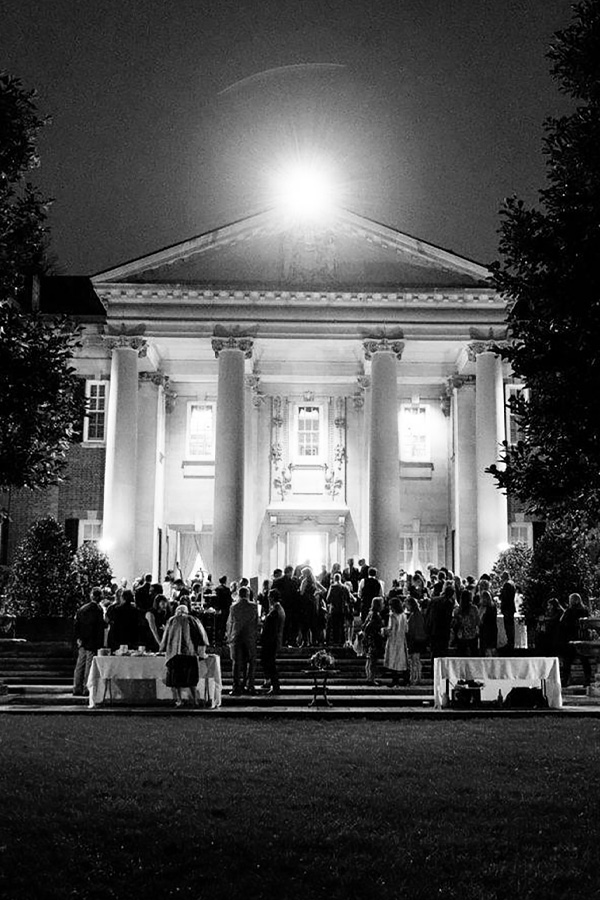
left=490, top=542, right=533, bottom=598
left=521, top=519, right=600, bottom=624
left=0, top=73, right=84, bottom=496
left=5, top=516, right=78, bottom=617
left=0, top=72, right=48, bottom=300
left=73, top=542, right=113, bottom=602
left=489, top=2, right=600, bottom=525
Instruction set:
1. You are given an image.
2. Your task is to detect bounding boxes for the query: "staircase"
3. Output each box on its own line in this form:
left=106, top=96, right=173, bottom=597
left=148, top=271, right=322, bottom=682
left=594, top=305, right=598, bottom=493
left=2, top=641, right=592, bottom=714
left=0, top=641, right=434, bottom=712
left=218, top=646, right=434, bottom=709
left=0, top=641, right=74, bottom=694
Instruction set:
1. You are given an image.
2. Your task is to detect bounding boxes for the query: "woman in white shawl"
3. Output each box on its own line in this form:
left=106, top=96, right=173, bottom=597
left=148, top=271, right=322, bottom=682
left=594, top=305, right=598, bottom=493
left=383, top=595, right=409, bottom=688
left=160, top=604, right=208, bottom=707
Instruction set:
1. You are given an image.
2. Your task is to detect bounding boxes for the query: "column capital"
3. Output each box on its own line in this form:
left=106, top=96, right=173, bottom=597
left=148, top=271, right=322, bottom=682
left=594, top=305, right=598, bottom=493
left=104, top=323, right=148, bottom=356
left=467, top=340, right=510, bottom=362
left=211, top=335, right=254, bottom=359
left=139, top=370, right=169, bottom=387
left=139, top=370, right=177, bottom=411
left=363, top=338, right=404, bottom=361
left=448, top=373, right=476, bottom=390
left=441, top=373, right=476, bottom=417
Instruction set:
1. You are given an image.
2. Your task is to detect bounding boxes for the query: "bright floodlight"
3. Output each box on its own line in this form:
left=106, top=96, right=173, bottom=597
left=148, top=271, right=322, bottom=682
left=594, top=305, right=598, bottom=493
left=97, top=537, right=112, bottom=554
left=271, top=161, right=337, bottom=219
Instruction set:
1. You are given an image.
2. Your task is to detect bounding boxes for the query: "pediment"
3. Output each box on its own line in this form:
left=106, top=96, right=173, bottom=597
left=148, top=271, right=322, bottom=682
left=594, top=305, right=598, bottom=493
left=93, top=208, right=490, bottom=291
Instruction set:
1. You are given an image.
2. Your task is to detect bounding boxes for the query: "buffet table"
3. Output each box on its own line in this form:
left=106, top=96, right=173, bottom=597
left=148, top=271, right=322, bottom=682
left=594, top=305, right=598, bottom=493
left=434, top=656, right=562, bottom=709
left=87, top=654, right=222, bottom=708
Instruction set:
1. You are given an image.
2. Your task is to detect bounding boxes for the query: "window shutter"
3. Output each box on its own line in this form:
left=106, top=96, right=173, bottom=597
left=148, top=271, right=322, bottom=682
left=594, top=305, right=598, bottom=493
left=64, top=518, right=79, bottom=552
left=72, top=378, right=87, bottom=443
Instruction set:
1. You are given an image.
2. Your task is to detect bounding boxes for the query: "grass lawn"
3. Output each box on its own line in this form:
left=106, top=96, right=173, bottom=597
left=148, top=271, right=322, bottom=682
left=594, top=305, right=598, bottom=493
left=0, top=717, right=599, bottom=900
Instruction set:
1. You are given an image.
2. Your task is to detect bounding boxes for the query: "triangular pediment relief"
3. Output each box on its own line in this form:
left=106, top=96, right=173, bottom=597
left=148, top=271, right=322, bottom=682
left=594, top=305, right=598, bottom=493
left=93, top=208, right=490, bottom=290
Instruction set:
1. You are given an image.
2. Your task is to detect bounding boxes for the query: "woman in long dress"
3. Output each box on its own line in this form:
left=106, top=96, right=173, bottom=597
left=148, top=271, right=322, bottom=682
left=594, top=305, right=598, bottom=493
left=478, top=590, right=498, bottom=657
left=363, top=596, right=386, bottom=685
left=299, top=567, right=325, bottom=646
left=383, top=595, right=409, bottom=687
left=160, top=604, right=208, bottom=707
left=406, top=595, right=427, bottom=685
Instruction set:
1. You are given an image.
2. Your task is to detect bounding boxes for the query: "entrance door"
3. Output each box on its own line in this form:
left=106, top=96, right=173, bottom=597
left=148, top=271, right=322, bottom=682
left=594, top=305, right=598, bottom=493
left=287, top=532, right=328, bottom=571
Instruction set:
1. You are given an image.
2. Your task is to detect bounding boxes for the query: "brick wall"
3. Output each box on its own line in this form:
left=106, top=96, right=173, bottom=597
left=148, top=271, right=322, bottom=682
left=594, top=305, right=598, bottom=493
left=5, top=485, right=60, bottom=562
left=4, top=446, right=106, bottom=565
left=57, top=445, right=106, bottom=521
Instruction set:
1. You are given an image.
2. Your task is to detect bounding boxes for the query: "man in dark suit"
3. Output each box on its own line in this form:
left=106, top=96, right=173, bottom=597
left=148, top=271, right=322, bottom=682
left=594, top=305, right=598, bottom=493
left=499, top=572, right=517, bottom=652
left=358, top=558, right=370, bottom=584
left=134, top=573, right=153, bottom=611
left=73, top=587, right=105, bottom=696
left=226, top=586, right=259, bottom=695
left=342, top=558, right=360, bottom=594
left=273, top=565, right=300, bottom=646
left=358, top=567, right=384, bottom=622
left=260, top=588, right=286, bottom=694
left=214, top=575, right=233, bottom=644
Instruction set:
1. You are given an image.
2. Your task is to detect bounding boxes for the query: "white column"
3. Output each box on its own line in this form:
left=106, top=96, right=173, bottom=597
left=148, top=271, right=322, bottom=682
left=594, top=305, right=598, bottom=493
left=474, top=348, right=508, bottom=574
left=102, top=339, right=145, bottom=582
left=346, top=376, right=369, bottom=560
left=135, top=373, right=168, bottom=578
left=212, top=336, right=253, bottom=581
left=364, top=338, right=403, bottom=591
left=452, top=376, right=478, bottom=576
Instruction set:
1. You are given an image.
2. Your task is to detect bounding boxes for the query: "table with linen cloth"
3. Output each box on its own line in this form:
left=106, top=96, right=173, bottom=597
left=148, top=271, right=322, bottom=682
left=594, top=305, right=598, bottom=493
left=87, top=654, right=222, bottom=708
left=433, top=656, right=562, bottom=709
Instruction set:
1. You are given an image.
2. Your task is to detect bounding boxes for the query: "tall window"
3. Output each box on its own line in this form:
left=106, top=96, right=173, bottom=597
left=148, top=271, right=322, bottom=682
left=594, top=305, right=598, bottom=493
left=297, top=406, right=321, bottom=458
left=398, top=533, right=439, bottom=572
left=84, top=381, right=109, bottom=442
left=187, top=402, right=215, bottom=459
left=508, top=522, right=533, bottom=548
left=399, top=404, right=430, bottom=462
left=79, top=520, right=102, bottom=545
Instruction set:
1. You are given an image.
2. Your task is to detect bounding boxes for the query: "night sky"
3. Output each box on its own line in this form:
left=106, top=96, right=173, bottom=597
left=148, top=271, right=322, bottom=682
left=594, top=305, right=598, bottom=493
left=2, top=0, right=574, bottom=276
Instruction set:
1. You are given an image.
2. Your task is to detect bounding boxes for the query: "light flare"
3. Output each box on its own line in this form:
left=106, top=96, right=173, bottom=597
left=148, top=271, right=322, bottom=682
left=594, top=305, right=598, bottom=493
left=270, top=160, right=338, bottom=220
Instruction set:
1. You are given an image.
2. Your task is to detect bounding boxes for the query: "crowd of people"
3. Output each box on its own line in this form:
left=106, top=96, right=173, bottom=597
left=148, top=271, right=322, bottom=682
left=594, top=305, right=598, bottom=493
left=72, top=556, right=593, bottom=700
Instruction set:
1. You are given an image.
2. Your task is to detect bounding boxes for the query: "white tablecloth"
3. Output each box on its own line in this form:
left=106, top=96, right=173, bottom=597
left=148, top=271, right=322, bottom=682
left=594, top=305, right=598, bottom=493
left=87, top=654, right=222, bottom=708
left=434, top=656, right=562, bottom=709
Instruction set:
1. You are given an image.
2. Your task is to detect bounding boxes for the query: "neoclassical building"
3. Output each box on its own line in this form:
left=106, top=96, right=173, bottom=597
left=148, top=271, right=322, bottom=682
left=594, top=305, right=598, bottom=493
left=4, top=206, right=531, bottom=588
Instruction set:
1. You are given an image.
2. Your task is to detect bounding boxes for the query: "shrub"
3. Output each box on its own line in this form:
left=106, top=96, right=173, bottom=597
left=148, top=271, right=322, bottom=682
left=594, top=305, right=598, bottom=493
left=490, top=542, right=533, bottom=598
left=521, top=522, right=600, bottom=624
left=5, top=516, right=78, bottom=617
left=73, top=542, right=113, bottom=603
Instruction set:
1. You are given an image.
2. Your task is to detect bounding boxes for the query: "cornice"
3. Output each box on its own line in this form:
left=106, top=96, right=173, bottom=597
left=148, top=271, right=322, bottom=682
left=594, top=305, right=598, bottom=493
left=95, top=284, right=502, bottom=307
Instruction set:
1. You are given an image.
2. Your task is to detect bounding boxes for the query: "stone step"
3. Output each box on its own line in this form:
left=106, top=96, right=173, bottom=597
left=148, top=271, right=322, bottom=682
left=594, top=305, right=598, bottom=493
left=0, top=641, right=72, bottom=657
left=4, top=690, right=435, bottom=708
left=7, top=684, right=77, bottom=695
left=0, top=659, right=431, bottom=679
left=0, top=660, right=74, bottom=671
left=5, top=676, right=432, bottom=697
left=2, top=675, right=75, bottom=685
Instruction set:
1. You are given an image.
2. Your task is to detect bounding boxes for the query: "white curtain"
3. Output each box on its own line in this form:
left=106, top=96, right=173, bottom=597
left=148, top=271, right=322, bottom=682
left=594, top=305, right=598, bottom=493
left=179, top=531, right=213, bottom=582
